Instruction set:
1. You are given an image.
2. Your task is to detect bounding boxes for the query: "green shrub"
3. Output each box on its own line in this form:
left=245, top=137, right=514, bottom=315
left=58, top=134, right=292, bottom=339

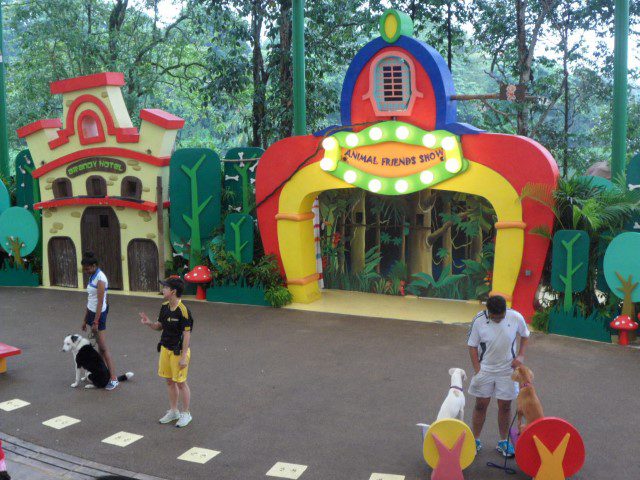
left=265, top=286, right=293, bottom=308
left=532, top=308, right=550, bottom=333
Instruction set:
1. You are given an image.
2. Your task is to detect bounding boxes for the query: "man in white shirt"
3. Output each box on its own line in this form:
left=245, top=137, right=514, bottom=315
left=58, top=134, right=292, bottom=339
left=467, top=295, right=530, bottom=457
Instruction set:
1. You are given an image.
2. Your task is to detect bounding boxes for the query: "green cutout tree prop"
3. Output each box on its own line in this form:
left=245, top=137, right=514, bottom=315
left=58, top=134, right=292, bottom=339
left=223, top=147, right=262, bottom=214
left=625, top=153, right=640, bottom=232
left=224, top=213, right=254, bottom=263
left=551, top=230, right=589, bottom=312
left=0, top=177, right=9, bottom=214
left=169, top=148, right=221, bottom=267
left=0, top=207, right=40, bottom=268
left=604, top=232, right=640, bottom=318
left=15, top=150, right=39, bottom=212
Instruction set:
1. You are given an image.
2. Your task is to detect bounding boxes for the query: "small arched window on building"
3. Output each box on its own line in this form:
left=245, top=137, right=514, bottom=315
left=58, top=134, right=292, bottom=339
left=52, top=178, right=73, bottom=199
left=81, top=114, right=99, bottom=138
left=365, top=53, right=422, bottom=116
left=121, top=176, right=142, bottom=200
left=86, top=175, right=107, bottom=197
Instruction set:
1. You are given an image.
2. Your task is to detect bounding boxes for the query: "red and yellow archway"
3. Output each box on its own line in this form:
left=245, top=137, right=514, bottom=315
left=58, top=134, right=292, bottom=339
left=257, top=126, right=557, bottom=321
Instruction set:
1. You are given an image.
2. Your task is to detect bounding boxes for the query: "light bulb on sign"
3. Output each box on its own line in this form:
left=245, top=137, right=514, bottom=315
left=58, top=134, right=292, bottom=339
left=422, top=133, right=436, bottom=148
left=420, top=170, right=434, bottom=184
left=395, top=179, right=409, bottom=193
left=344, top=170, right=357, bottom=184
left=369, top=127, right=383, bottom=141
left=322, top=137, right=338, bottom=151
left=320, top=157, right=337, bottom=171
left=445, top=158, right=462, bottom=173
left=368, top=179, right=382, bottom=193
left=346, top=133, right=359, bottom=147
left=441, top=136, right=456, bottom=151
left=395, top=126, right=410, bottom=140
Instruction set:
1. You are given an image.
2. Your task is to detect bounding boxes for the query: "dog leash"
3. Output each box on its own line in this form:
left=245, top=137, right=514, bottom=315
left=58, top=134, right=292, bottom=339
left=486, top=411, right=518, bottom=475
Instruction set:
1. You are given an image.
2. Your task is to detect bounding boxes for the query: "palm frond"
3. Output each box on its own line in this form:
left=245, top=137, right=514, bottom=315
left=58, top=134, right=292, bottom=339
left=519, top=182, right=556, bottom=210
left=529, top=225, right=552, bottom=239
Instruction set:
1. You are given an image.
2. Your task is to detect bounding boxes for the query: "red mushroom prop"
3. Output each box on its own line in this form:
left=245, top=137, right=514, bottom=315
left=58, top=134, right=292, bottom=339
left=610, top=315, right=639, bottom=346
left=184, top=265, right=212, bottom=300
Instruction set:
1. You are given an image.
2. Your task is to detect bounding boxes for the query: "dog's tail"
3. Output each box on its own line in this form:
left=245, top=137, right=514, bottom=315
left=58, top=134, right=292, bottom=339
left=117, top=372, right=134, bottom=382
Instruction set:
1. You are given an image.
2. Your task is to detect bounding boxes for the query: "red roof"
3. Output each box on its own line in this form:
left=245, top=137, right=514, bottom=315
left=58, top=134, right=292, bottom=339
left=16, top=119, right=62, bottom=138
left=50, top=72, right=126, bottom=94
left=140, top=109, right=185, bottom=130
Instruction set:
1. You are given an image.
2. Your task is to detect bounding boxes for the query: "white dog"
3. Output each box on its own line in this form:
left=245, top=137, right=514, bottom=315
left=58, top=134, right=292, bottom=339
left=417, top=367, right=467, bottom=438
left=436, top=367, right=467, bottom=420
left=62, top=334, right=133, bottom=389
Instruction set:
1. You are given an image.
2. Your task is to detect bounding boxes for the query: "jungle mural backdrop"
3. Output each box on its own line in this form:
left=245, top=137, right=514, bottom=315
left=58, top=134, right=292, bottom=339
left=317, top=189, right=495, bottom=301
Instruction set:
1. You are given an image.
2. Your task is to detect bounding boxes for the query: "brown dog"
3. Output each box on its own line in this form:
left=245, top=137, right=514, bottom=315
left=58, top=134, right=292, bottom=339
left=511, top=365, right=544, bottom=433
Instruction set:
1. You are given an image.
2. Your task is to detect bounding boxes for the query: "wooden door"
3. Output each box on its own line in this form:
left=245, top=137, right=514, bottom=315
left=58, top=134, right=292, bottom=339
left=128, top=239, right=159, bottom=292
left=48, top=237, right=78, bottom=287
left=81, top=207, right=123, bottom=289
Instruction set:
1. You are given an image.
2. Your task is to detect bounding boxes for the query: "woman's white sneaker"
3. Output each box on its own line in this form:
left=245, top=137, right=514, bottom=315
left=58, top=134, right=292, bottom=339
left=176, top=412, right=192, bottom=428
left=159, top=409, right=180, bottom=424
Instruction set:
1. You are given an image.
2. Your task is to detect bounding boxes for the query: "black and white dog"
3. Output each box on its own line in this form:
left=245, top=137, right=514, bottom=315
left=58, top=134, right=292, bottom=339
left=62, top=334, right=133, bottom=389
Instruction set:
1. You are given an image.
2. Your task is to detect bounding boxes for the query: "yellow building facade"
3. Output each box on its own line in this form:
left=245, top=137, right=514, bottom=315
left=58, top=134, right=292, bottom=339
left=17, top=72, right=183, bottom=292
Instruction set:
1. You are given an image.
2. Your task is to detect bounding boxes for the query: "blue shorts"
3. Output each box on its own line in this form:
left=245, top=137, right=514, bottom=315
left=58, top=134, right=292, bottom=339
left=86, top=308, right=108, bottom=331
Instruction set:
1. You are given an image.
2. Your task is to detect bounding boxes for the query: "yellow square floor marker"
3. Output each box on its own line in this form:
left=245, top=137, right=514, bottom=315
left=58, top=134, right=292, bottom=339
left=266, top=462, right=307, bottom=479
left=0, top=399, right=30, bottom=412
left=177, top=447, right=221, bottom=464
left=101, top=431, right=143, bottom=447
left=42, top=415, right=81, bottom=430
left=369, top=474, right=405, bottom=480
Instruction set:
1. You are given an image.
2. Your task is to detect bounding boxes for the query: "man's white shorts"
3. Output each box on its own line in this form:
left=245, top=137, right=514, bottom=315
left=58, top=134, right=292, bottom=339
left=468, top=370, right=519, bottom=400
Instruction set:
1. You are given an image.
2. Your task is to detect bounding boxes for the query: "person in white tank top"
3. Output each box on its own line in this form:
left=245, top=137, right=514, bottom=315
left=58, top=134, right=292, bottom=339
left=81, top=252, right=118, bottom=390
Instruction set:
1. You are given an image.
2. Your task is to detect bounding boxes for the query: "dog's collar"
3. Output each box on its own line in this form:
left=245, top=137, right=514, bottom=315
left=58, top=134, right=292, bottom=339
left=521, top=382, right=533, bottom=388
left=451, top=386, right=464, bottom=392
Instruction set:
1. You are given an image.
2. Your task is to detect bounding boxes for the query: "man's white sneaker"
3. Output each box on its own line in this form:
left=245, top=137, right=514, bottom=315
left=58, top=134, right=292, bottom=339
left=176, top=412, right=192, bottom=428
left=159, top=409, right=180, bottom=424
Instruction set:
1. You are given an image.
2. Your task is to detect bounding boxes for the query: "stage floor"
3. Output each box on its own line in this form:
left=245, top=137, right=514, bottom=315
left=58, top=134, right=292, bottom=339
left=286, top=289, right=483, bottom=325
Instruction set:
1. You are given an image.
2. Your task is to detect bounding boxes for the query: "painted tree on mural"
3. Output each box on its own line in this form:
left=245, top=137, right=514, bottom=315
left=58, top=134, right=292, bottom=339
left=0, top=207, right=40, bottom=268
left=223, top=147, right=262, bottom=214
left=225, top=213, right=254, bottom=263
left=169, top=148, right=221, bottom=267
left=603, top=233, right=640, bottom=318
left=551, top=230, right=589, bottom=312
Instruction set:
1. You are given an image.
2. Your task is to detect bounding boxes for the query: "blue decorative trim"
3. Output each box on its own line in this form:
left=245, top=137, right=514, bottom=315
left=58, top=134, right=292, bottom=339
left=313, top=125, right=353, bottom=137
left=443, top=122, right=485, bottom=135
left=340, top=35, right=482, bottom=135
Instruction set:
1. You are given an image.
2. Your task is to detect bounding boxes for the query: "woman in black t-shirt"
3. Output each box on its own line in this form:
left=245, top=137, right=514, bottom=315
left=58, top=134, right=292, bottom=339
left=140, top=277, right=194, bottom=428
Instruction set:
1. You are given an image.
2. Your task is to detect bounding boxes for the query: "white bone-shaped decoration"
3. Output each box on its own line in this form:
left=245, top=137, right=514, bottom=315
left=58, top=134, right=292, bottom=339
left=628, top=183, right=640, bottom=191
left=238, top=152, right=244, bottom=160
left=225, top=175, right=239, bottom=182
left=239, top=162, right=245, bottom=168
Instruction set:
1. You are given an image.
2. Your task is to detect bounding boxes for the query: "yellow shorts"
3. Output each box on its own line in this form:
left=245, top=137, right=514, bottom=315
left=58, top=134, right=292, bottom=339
left=158, top=346, right=190, bottom=383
